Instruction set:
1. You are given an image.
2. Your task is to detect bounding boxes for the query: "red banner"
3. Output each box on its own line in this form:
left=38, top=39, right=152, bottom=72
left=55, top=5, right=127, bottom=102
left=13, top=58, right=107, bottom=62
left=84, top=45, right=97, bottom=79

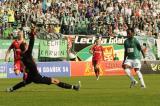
left=70, top=61, right=136, bottom=76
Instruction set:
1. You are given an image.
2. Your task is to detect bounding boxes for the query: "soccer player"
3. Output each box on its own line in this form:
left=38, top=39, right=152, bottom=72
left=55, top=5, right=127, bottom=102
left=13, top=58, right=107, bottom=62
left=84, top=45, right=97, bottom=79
left=89, top=39, right=104, bottom=80
left=122, top=28, right=146, bottom=88
left=5, top=31, right=25, bottom=75
left=6, top=27, right=80, bottom=92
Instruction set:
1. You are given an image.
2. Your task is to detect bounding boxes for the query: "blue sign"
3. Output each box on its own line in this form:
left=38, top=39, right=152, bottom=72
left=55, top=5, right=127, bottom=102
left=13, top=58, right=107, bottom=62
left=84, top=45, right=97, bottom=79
left=0, top=62, right=7, bottom=78
left=7, top=62, right=23, bottom=78
left=4, top=62, right=70, bottom=78
left=37, top=62, right=70, bottom=77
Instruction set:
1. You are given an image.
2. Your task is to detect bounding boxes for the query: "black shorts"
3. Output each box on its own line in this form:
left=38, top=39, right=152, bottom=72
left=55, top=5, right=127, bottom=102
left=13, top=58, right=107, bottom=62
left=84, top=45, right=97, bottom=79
left=26, top=74, right=52, bottom=85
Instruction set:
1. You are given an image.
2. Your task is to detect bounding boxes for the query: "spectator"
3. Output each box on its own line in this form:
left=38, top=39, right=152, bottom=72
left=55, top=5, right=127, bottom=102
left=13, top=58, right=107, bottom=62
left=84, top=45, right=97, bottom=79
left=0, top=0, right=159, bottom=38
left=53, top=24, right=61, bottom=33
left=8, top=8, right=15, bottom=23
left=68, top=12, right=76, bottom=34
left=3, top=24, right=12, bottom=39
left=2, top=11, right=8, bottom=26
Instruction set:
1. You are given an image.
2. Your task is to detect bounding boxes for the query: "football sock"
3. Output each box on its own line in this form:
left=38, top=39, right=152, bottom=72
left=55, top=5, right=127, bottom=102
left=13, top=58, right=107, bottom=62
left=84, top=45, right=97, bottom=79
left=12, top=81, right=26, bottom=91
left=97, top=70, right=100, bottom=77
left=57, top=82, right=74, bottom=89
left=124, top=68, right=136, bottom=82
left=136, top=71, right=145, bottom=86
left=95, top=69, right=99, bottom=78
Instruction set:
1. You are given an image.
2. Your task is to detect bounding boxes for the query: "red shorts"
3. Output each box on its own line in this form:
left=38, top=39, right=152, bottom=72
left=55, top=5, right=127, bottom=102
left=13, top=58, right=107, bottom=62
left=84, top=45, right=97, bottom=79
left=92, top=59, right=101, bottom=66
left=14, top=60, right=24, bottom=72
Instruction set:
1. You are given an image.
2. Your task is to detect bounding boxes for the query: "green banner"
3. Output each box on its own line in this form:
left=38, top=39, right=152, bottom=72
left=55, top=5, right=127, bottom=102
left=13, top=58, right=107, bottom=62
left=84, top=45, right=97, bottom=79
left=39, top=39, right=67, bottom=58
left=156, top=39, right=160, bottom=58
left=135, top=36, right=157, bottom=60
left=0, top=36, right=158, bottom=61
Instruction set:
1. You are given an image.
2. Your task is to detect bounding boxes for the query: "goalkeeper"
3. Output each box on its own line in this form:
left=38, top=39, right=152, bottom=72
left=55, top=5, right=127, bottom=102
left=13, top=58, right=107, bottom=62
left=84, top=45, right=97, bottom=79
left=7, top=27, right=80, bottom=92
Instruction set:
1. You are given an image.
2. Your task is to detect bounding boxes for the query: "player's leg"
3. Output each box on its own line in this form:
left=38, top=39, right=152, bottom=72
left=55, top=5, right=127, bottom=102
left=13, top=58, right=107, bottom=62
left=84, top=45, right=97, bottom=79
left=134, top=59, right=146, bottom=88
left=20, top=61, right=28, bottom=81
left=14, top=60, right=21, bottom=75
left=93, top=61, right=97, bottom=77
left=52, top=78, right=81, bottom=91
left=93, top=60, right=99, bottom=80
left=33, top=75, right=81, bottom=91
left=95, top=63, right=100, bottom=80
left=6, top=79, right=32, bottom=92
left=135, top=69, right=146, bottom=88
left=123, top=59, right=136, bottom=81
left=123, top=59, right=137, bottom=88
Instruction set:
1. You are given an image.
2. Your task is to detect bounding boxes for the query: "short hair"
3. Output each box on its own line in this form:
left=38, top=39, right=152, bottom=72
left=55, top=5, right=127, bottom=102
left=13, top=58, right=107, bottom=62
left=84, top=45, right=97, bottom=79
left=94, top=39, right=99, bottom=44
left=127, top=28, right=134, bottom=33
left=17, top=31, right=23, bottom=39
left=20, top=42, right=27, bottom=52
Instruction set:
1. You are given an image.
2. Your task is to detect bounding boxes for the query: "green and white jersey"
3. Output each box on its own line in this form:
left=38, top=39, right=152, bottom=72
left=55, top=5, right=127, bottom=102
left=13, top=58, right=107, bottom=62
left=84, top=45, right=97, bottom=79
left=124, top=37, right=142, bottom=60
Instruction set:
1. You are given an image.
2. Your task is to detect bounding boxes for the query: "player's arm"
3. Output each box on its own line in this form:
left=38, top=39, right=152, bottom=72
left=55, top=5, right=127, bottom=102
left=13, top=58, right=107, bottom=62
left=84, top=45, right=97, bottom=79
left=123, top=49, right=127, bottom=63
left=122, top=49, right=127, bottom=68
left=27, top=27, right=36, bottom=55
left=140, top=47, right=145, bottom=59
left=5, top=44, right=13, bottom=62
left=136, top=39, right=145, bottom=59
left=136, top=39, right=146, bottom=64
left=89, top=45, right=94, bottom=54
left=122, top=42, right=127, bottom=67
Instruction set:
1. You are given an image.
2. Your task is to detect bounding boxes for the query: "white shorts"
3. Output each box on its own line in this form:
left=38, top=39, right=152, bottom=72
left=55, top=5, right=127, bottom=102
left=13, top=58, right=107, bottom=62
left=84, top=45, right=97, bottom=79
left=124, top=59, right=141, bottom=69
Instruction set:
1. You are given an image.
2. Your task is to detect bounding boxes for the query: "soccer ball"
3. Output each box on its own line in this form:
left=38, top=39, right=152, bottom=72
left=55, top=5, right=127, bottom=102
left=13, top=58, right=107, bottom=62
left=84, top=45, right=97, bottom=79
left=69, top=53, right=76, bottom=59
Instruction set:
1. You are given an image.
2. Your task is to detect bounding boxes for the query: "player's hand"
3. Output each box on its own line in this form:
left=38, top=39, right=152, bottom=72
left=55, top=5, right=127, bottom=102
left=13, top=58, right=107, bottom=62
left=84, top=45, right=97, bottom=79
left=122, top=61, right=125, bottom=69
left=30, top=24, right=36, bottom=36
left=144, top=60, right=147, bottom=64
left=122, top=64, right=125, bottom=69
left=31, top=25, right=36, bottom=33
left=142, top=57, right=147, bottom=64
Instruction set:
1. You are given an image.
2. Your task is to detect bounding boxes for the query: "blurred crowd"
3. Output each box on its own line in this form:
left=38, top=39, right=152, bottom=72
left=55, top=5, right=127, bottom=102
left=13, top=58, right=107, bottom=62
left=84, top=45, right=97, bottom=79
left=0, top=0, right=160, bottom=39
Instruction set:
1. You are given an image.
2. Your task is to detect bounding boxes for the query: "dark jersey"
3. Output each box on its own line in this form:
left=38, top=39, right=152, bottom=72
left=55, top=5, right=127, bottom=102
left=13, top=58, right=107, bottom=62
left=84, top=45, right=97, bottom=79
left=21, top=35, right=38, bottom=76
left=20, top=34, right=51, bottom=85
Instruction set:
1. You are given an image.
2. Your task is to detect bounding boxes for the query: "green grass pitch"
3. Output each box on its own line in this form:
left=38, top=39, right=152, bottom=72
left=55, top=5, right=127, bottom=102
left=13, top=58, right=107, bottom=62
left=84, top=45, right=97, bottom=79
left=0, top=75, right=160, bottom=106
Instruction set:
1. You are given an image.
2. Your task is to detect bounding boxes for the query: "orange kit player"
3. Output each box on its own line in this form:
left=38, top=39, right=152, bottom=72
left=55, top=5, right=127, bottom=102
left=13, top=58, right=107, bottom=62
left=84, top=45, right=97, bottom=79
left=5, top=31, right=25, bottom=75
left=89, top=39, right=105, bottom=80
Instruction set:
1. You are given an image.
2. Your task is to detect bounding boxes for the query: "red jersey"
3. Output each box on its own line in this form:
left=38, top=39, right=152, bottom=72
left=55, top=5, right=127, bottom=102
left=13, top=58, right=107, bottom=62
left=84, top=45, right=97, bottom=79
left=9, top=40, right=23, bottom=61
left=90, top=45, right=104, bottom=60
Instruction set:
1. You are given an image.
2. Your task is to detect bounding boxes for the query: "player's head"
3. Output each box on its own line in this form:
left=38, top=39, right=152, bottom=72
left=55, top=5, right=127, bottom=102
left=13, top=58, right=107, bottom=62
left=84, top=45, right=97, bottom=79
left=127, top=28, right=134, bottom=38
left=143, top=43, right=147, bottom=46
left=20, top=42, right=28, bottom=52
left=17, top=31, right=24, bottom=40
left=94, top=39, right=101, bottom=45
